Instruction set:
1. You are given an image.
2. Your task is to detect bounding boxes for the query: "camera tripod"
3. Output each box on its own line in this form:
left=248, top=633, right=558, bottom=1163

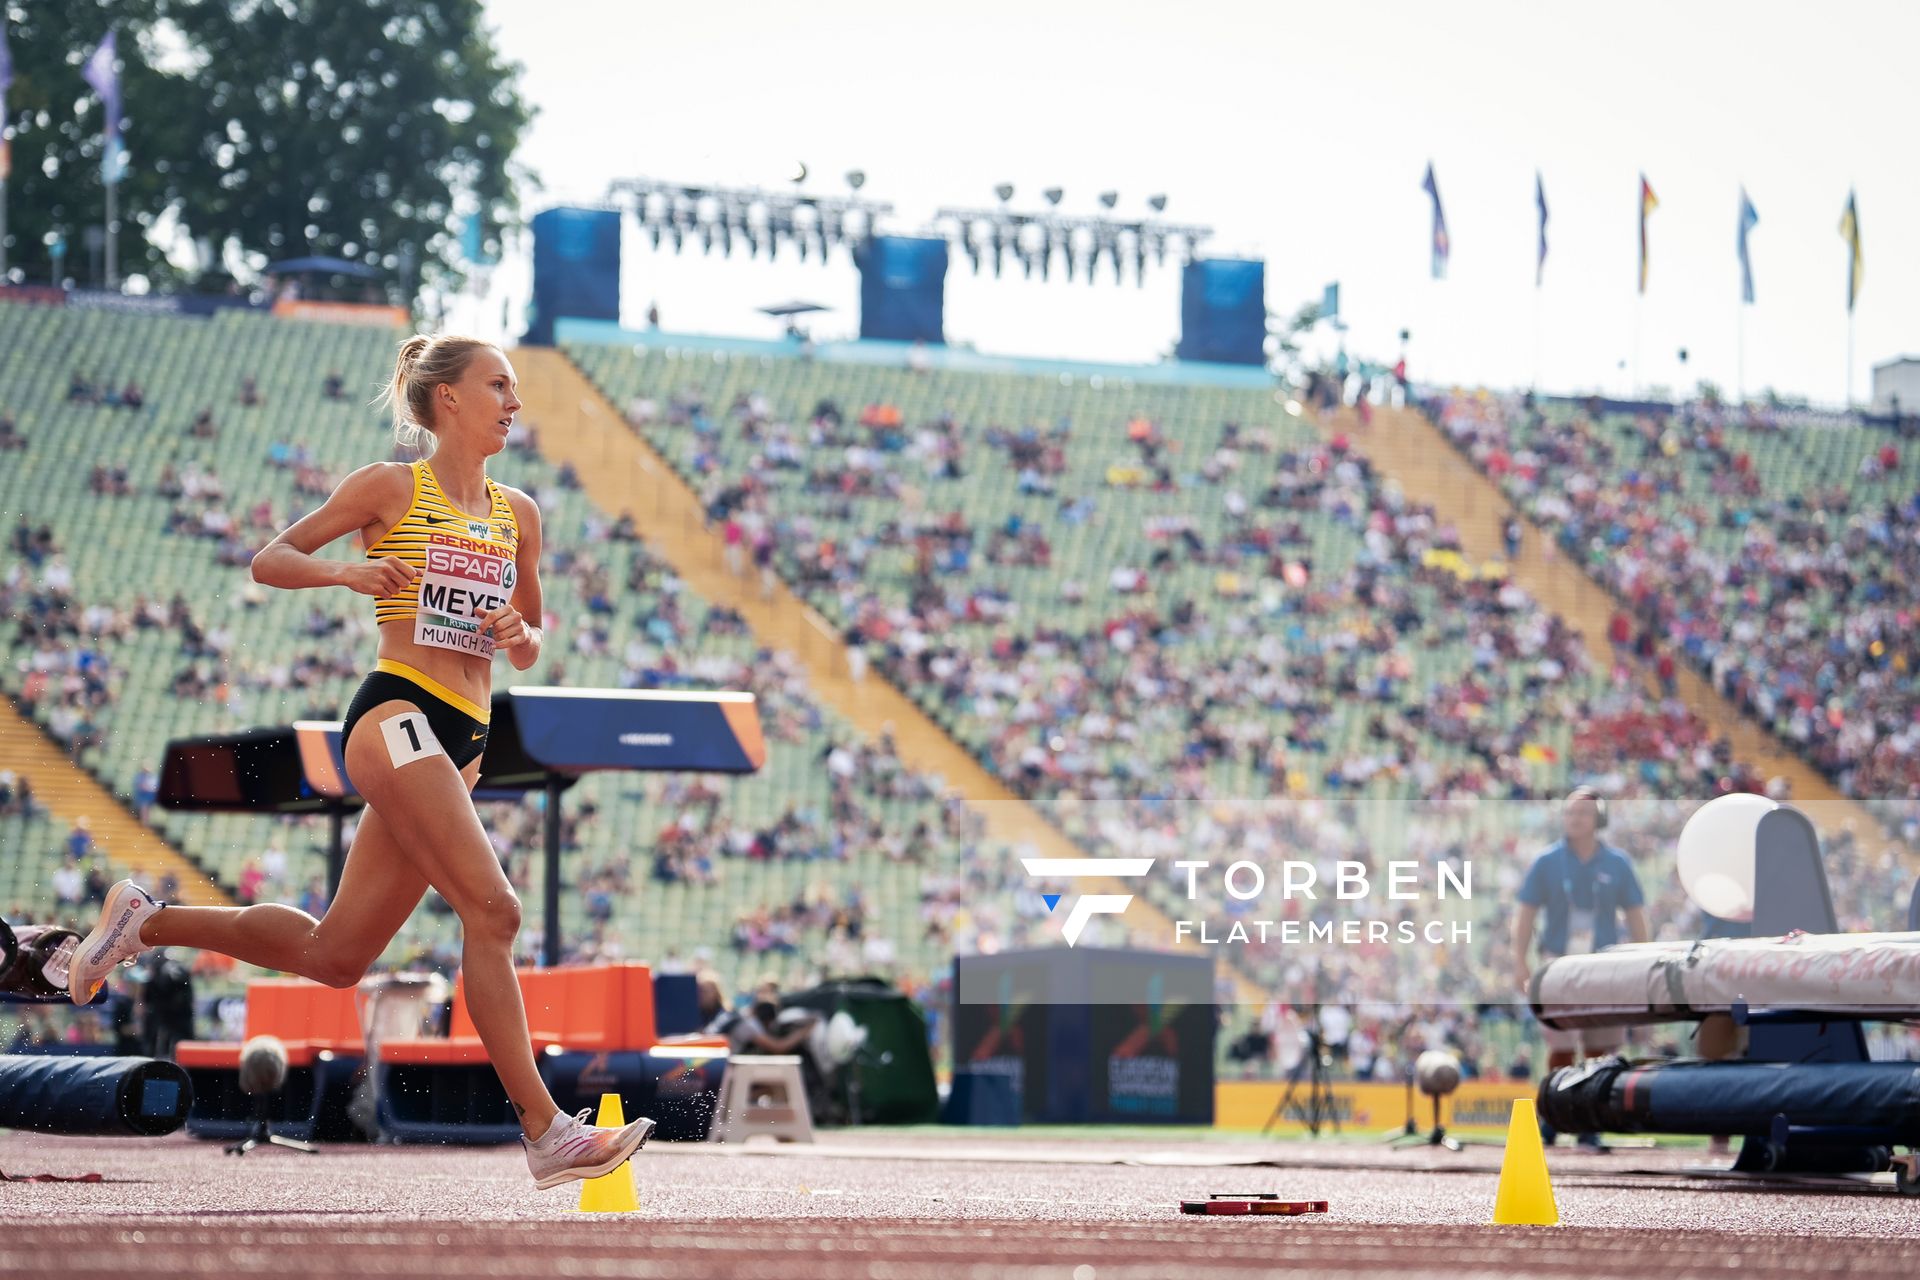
left=1265, top=1022, right=1342, bottom=1137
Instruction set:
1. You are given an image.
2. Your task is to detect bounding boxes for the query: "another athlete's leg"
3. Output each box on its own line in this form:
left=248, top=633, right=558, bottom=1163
left=139, top=805, right=429, bottom=989
left=343, top=702, right=560, bottom=1141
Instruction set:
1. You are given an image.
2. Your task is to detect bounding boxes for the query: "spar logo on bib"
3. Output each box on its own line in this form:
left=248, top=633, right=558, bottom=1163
left=415, top=534, right=513, bottom=657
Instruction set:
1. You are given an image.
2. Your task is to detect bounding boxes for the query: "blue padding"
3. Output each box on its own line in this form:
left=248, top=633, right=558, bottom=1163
left=652, top=973, right=702, bottom=1037
left=544, top=1050, right=722, bottom=1142
left=1637, top=1061, right=1920, bottom=1139
left=374, top=1049, right=724, bottom=1144
left=507, top=688, right=760, bottom=773
left=182, top=1055, right=358, bottom=1143
left=942, top=1070, right=1021, bottom=1126
left=0, top=1054, right=192, bottom=1136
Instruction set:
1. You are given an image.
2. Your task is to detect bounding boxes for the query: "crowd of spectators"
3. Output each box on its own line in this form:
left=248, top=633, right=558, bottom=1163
left=1427, top=388, right=1920, bottom=803
left=6, top=527, right=116, bottom=759
left=18, top=325, right=1920, bottom=1078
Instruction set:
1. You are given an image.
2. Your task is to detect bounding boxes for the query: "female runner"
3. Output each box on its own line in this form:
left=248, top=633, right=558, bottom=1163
left=68, top=334, right=653, bottom=1188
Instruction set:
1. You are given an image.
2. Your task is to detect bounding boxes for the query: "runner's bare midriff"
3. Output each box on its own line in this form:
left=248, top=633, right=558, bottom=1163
left=374, top=619, right=496, bottom=711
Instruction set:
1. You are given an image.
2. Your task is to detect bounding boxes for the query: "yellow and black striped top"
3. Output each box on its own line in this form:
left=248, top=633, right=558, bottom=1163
left=365, top=461, right=521, bottom=627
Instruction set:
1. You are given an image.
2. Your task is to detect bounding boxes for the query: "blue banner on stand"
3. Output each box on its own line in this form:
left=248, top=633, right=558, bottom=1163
left=857, top=236, right=948, bottom=344
left=1176, top=258, right=1266, bottom=366
left=528, top=207, right=621, bottom=345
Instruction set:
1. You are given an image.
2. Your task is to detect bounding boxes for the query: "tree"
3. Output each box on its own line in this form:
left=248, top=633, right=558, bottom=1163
left=3, top=0, right=170, bottom=284
left=2, top=0, right=532, bottom=300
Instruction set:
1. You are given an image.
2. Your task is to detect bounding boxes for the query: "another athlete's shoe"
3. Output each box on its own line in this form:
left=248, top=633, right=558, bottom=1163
left=523, top=1107, right=656, bottom=1190
left=67, top=879, right=164, bottom=1006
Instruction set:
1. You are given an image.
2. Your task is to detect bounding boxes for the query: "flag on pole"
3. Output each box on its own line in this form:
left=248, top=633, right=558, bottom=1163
left=0, top=18, right=13, bottom=183
left=1422, top=162, right=1449, bottom=280
left=1534, top=171, right=1548, bottom=287
left=82, top=31, right=125, bottom=182
left=1839, top=189, right=1862, bottom=312
left=1637, top=175, right=1657, bottom=294
left=1320, top=281, right=1340, bottom=323
left=1737, top=188, right=1758, bottom=305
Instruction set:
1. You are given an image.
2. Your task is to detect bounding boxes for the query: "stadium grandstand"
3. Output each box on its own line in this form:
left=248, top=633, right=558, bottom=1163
left=7, top=297, right=1920, bottom=1066
left=6, top=298, right=1918, bottom=1076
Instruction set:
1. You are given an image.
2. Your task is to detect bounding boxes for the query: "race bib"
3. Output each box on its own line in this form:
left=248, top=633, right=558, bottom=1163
left=414, top=533, right=515, bottom=658
left=380, top=711, right=444, bottom=767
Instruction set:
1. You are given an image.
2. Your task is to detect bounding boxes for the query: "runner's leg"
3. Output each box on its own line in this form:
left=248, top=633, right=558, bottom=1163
left=342, top=698, right=561, bottom=1140
left=142, top=801, right=429, bottom=988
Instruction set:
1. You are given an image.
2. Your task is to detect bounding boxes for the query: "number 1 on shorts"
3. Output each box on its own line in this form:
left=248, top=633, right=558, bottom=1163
left=380, top=711, right=443, bottom=767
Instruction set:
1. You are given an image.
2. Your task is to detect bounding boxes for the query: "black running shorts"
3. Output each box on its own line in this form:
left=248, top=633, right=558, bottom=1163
left=341, top=665, right=490, bottom=771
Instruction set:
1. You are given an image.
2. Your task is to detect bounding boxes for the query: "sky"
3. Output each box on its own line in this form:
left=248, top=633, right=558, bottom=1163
left=464, top=0, right=1920, bottom=406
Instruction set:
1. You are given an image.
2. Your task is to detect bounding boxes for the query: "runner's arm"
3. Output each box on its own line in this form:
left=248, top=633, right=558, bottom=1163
left=251, top=463, right=417, bottom=596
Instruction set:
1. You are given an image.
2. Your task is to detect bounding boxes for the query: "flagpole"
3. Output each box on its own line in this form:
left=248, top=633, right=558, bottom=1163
left=1532, top=286, right=1542, bottom=392
left=1736, top=305, right=1745, bottom=408
left=1846, top=312, right=1855, bottom=410
left=104, top=171, right=117, bottom=290
left=1632, top=297, right=1642, bottom=397
left=84, top=32, right=122, bottom=292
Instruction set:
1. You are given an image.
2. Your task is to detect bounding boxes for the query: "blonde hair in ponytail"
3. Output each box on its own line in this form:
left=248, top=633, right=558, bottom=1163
left=375, top=333, right=496, bottom=458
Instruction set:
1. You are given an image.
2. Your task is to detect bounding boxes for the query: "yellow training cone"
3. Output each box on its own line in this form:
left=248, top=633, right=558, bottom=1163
left=1490, top=1098, right=1558, bottom=1226
left=576, top=1092, right=640, bottom=1214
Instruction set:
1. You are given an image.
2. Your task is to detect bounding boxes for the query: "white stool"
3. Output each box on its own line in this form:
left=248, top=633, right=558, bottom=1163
left=707, top=1054, right=815, bottom=1144
left=351, top=973, right=435, bottom=1142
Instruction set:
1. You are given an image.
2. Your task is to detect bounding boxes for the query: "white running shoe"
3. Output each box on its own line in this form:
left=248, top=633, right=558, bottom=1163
left=523, top=1107, right=656, bottom=1190
left=67, top=879, right=163, bottom=1006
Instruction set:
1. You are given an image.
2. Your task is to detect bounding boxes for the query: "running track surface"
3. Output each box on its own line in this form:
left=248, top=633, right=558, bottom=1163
left=2, top=1131, right=1914, bottom=1278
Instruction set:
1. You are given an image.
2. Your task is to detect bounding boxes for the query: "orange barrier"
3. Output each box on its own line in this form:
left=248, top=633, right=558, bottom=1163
left=444, top=962, right=652, bottom=1048
left=383, top=962, right=726, bottom=1065
left=175, top=964, right=726, bottom=1070
left=175, top=979, right=364, bottom=1068
left=246, top=978, right=365, bottom=1051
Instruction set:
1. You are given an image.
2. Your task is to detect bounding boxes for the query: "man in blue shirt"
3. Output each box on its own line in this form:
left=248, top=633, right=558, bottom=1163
left=1512, top=786, right=1649, bottom=1147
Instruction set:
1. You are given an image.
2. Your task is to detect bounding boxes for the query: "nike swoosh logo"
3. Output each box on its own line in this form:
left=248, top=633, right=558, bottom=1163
left=471, top=731, right=486, bottom=741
